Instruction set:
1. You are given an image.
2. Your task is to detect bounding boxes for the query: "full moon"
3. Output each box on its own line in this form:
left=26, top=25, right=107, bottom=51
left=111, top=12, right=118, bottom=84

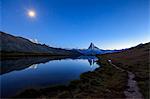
left=28, top=10, right=36, bottom=17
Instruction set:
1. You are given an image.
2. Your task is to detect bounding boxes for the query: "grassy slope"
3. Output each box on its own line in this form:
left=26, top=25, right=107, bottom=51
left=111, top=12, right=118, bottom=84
left=97, top=42, right=150, bottom=99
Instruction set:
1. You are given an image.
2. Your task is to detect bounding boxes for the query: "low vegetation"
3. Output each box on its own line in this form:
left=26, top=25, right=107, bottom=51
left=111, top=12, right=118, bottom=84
left=97, top=42, right=150, bottom=99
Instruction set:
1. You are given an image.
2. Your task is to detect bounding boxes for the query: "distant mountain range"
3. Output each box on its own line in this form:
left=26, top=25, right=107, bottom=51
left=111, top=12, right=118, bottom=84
left=76, top=43, right=120, bottom=55
left=0, top=31, right=127, bottom=57
left=0, top=31, right=81, bottom=56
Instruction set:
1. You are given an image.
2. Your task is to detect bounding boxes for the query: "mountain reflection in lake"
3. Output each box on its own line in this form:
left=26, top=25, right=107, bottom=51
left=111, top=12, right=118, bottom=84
left=0, top=56, right=99, bottom=98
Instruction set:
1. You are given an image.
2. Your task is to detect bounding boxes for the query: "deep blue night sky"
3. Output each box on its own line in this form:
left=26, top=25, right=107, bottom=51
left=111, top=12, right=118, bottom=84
left=1, top=0, right=149, bottom=49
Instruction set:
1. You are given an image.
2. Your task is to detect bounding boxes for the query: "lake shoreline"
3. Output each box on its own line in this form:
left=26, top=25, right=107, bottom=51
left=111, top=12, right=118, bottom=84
left=14, top=57, right=128, bottom=98
left=1, top=56, right=99, bottom=98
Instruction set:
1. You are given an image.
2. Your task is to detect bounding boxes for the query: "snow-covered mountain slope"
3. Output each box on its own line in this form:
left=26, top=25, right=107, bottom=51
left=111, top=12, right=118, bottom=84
left=76, top=43, right=120, bottom=55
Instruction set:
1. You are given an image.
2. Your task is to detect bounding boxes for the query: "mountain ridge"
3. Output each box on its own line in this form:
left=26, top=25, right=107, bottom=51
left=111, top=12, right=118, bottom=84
left=0, top=31, right=81, bottom=56
left=76, top=42, right=120, bottom=55
left=88, top=42, right=100, bottom=50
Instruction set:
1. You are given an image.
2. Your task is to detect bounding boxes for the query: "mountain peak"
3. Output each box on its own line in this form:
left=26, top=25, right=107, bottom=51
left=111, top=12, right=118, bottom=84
left=88, top=42, right=99, bottom=50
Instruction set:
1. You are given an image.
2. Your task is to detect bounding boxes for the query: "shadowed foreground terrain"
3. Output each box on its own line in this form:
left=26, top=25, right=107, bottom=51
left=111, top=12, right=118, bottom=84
left=12, top=42, right=150, bottom=98
left=97, top=42, right=150, bottom=99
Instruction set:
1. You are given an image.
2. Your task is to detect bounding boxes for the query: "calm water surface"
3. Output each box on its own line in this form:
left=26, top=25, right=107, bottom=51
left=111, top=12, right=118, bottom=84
left=0, top=56, right=99, bottom=98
